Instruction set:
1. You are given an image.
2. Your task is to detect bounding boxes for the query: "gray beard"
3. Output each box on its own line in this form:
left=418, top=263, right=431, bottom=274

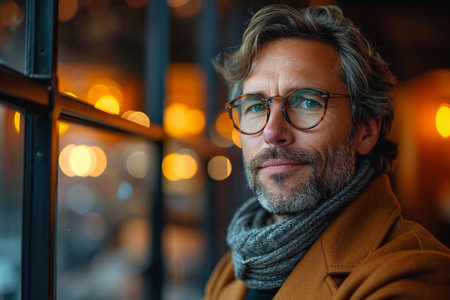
left=244, top=144, right=356, bottom=215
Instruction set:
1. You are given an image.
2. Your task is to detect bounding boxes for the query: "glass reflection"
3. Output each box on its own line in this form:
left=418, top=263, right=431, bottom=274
left=56, top=122, right=157, bottom=300
left=57, top=1, right=147, bottom=113
left=0, top=0, right=26, bottom=73
left=0, top=103, right=23, bottom=299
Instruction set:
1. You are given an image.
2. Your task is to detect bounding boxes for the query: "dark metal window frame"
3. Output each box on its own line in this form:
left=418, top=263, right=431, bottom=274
left=0, top=0, right=168, bottom=299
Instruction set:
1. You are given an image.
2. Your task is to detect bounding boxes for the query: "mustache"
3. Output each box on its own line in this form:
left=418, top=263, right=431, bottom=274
left=248, top=147, right=322, bottom=174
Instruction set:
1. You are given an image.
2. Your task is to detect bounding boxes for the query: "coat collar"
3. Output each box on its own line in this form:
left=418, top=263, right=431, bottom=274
left=322, top=174, right=401, bottom=273
left=276, top=174, right=401, bottom=298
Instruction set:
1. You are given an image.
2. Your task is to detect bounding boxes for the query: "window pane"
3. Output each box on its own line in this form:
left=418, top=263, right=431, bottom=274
left=57, top=1, right=147, bottom=113
left=0, top=103, right=23, bottom=299
left=0, top=0, right=26, bottom=73
left=56, top=121, right=157, bottom=300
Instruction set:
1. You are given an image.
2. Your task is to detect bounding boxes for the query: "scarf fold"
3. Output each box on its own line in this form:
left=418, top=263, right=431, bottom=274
left=227, top=160, right=374, bottom=290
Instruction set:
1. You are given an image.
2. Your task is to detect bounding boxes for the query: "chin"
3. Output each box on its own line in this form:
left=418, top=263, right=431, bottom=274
left=255, top=184, right=322, bottom=215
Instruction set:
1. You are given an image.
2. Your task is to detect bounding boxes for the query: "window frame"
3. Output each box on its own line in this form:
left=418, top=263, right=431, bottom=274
left=0, top=0, right=168, bottom=299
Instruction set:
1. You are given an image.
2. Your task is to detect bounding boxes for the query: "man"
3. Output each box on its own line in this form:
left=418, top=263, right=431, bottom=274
left=203, top=4, right=450, bottom=300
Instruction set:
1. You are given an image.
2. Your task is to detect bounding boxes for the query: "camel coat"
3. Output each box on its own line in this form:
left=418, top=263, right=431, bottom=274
left=204, top=174, right=450, bottom=299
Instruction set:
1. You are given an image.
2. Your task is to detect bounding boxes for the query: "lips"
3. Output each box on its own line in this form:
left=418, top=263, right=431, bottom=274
left=259, top=159, right=305, bottom=173
left=248, top=147, right=319, bottom=179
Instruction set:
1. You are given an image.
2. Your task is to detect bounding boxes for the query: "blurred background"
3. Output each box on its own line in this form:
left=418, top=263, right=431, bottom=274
left=0, top=0, right=449, bottom=299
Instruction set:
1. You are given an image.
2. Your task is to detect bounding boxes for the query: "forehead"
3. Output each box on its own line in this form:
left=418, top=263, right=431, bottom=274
left=243, top=38, right=344, bottom=95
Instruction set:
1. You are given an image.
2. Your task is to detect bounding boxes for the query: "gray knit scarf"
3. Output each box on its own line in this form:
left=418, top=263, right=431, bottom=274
left=226, top=160, right=374, bottom=290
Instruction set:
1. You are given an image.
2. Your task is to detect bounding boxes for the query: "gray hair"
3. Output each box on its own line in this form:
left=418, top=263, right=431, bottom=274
left=214, top=4, right=397, bottom=173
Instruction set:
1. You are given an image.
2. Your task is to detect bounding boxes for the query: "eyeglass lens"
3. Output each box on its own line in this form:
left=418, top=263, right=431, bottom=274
left=230, top=88, right=327, bottom=134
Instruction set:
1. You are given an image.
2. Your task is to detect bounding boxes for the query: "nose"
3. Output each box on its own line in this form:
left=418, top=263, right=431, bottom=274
left=262, top=100, right=295, bottom=146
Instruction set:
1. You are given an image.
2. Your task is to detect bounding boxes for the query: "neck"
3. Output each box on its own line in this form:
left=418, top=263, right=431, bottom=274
left=274, top=214, right=291, bottom=222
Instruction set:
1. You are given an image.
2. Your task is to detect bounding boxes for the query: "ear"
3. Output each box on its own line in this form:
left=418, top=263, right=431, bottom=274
left=354, top=118, right=381, bottom=156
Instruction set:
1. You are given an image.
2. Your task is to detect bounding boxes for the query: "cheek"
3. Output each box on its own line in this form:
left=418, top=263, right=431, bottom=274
left=240, top=135, right=258, bottom=162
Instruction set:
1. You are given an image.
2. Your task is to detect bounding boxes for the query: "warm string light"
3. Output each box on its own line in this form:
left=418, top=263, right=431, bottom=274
left=436, top=104, right=450, bottom=138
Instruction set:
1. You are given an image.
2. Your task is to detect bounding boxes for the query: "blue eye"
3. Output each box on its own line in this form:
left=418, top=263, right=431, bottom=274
left=299, top=99, right=320, bottom=109
left=288, top=90, right=325, bottom=111
left=240, top=97, right=266, bottom=115
left=248, top=103, right=265, bottom=112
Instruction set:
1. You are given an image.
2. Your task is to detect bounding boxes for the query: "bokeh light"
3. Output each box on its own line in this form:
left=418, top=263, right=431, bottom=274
left=89, top=146, right=107, bottom=177
left=59, top=144, right=107, bottom=177
left=162, top=152, right=198, bottom=181
left=232, top=129, right=242, bottom=148
left=186, top=108, right=205, bottom=134
left=117, top=181, right=133, bottom=200
left=207, top=156, right=232, bottom=181
left=0, top=0, right=23, bottom=28
left=123, top=110, right=151, bottom=128
left=179, top=154, right=197, bottom=179
left=59, top=144, right=77, bottom=177
left=164, top=103, right=187, bottom=137
left=215, top=111, right=233, bottom=140
left=58, top=121, right=70, bottom=135
left=164, top=103, right=205, bottom=137
left=95, top=95, right=120, bottom=115
left=14, top=111, right=20, bottom=133
left=436, top=104, right=450, bottom=138
left=167, top=0, right=189, bottom=8
left=126, top=150, right=149, bottom=179
left=58, top=0, right=78, bottom=22
left=69, top=145, right=96, bottom=177
left=168, top=0, right=202, bottom=18
left=87, top=81, right=123, bottom=105
left=87, top=83, right=110, bottom=104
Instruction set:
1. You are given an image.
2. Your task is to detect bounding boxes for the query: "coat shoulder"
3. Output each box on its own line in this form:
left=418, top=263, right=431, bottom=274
left=333, top=218, right=450, bottom=300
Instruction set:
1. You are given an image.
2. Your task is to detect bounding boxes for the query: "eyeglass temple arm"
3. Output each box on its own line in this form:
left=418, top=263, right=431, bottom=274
left=328, top=92, right=349, bottom=98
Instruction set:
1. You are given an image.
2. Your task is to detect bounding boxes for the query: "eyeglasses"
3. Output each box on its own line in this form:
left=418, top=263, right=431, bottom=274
left=225, top=87, right=349, bottom=135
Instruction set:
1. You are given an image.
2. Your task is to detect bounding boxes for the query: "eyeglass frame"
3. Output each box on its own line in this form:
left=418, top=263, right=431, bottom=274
left=225, top=87, right=349, bottom=135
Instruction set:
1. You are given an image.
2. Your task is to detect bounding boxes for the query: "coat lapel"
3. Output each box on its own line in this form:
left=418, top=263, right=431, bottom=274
left=275, top=175, right=401, bottom=299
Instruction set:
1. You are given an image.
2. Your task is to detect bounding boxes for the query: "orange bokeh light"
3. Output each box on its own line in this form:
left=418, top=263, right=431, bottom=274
left=58, top=121, right=70, bottom=135
left=95, top=95, right=120, bottom=115
left=58, top=0, right=78, bottom=22
left=231, top=129, right=241, bottom=148
left=14, top=111, right=20, bottom=133
left=215, top=111, right=233, bottom=140
left=89, top=146, right=107, bottom=177
left=164, top=103, right=205, bottom=137
left=123, top=111, right=151, bottom=128
left=0, top=1, right=22, bottom=28
left=162, top=152, right=198, bottom=181
left=59, top=144, right=107, bottom=177
left=186, top=108, right=205, bottom=134
left=436, top=104, right=450, bottom=138
left=207, top=156, right=232, bottom=181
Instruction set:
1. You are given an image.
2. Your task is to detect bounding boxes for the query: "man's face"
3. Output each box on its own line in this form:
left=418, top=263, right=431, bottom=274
left=241, top=38, right=363, bottom=215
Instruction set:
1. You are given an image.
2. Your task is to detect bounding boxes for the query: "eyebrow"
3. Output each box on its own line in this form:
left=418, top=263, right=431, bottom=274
left=242, top=90, right=265, bottom=97
left=242, top=87, right=302, bottom=98
left=242, top=88, right=298, bottom=98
